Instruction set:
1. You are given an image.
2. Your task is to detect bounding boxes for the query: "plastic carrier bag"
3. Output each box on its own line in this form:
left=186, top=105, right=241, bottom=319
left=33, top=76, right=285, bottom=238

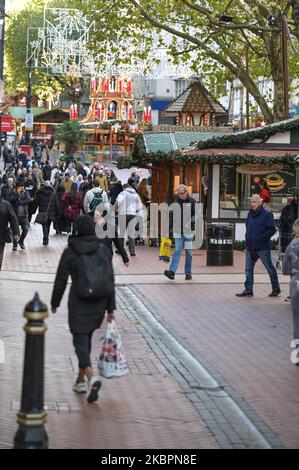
left=98, top=320, right=128, bottom=378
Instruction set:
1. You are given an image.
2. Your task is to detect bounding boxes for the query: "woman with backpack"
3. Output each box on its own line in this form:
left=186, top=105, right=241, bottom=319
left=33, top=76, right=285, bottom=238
left=61, top=182, right=83, bottom=235
left=51, top=215, right=116, bottom=403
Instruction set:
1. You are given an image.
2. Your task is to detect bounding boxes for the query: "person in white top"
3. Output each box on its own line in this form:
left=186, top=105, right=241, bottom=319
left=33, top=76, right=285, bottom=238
left=114, top=177, right=143, bottom=256
left=84, top=179, right=109, bottom=215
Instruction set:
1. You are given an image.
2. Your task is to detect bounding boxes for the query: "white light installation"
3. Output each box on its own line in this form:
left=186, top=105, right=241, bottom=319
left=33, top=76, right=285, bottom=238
left=26, top=8, right=195, bottom=79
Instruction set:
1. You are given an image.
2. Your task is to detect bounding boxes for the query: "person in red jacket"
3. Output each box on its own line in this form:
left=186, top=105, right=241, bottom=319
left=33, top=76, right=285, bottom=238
left=259, top=180, right=271, bottom=207
left=61, top=182, right=83, bottom=235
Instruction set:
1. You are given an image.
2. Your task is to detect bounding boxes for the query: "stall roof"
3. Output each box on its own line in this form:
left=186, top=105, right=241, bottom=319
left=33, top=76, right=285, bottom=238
left=9, top=107, right=46, bottom=119
left=143, top=131, right=226, bottom=153
left=189, top=116, right=299, bottom=150
left=164, top=81, right=226, bottom=114
left=33, top=109, right=69, bottom=123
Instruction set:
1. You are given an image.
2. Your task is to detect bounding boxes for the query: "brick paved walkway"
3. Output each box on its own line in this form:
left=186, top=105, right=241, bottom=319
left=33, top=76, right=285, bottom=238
left=0, top=224, right=298, bottom=448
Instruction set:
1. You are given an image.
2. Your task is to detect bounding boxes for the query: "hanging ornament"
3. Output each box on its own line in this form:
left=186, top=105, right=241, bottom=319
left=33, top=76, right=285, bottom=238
left=74, top=103, right=78, bottom=119
left=108, top=102, right=115, bottom=118
left=96, top=101, right=104, bottom=120
left=70, top=104, right=74, bottom=120
left=126, top=80, right=132, bottom=94
left=90, top=78, right=97, bottom=92
left=128, top=104, right=133, bottom=120
left=147, top=105, right=152, bottom=123
left=142, top=106, right=147, bottom=122
left=121, top=103, right=127, bottom=120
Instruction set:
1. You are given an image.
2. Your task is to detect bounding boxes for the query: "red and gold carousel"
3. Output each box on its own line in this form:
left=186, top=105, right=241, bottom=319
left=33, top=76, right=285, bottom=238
left=78, top=74, right=139, bottom=163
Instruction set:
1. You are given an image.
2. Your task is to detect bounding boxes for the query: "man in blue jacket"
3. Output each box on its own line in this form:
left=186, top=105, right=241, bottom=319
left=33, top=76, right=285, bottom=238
left=236, top=194, right=281, bottom=297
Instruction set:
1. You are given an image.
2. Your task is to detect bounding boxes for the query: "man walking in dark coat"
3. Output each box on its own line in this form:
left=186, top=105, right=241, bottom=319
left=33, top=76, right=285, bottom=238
left=42, top=160, right=52, bottom=181
left=9, top=181, right=31, bottom=251
left=35, top=181, right=58, bottom=245
left=236, top=194, right=280, bottom=297
left=164, top=184, right=196, bottom=281
left=51, top=215, right=115, bottom=403
left=0, top=188, right=20, bottom=270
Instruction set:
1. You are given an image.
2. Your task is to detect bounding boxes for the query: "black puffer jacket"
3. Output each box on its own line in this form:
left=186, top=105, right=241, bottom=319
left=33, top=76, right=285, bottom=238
left=35, top=186, right=58, bottom=221
left=51, top=235, right=116, bottom=334
left=0, top=198, right=20, bottom=243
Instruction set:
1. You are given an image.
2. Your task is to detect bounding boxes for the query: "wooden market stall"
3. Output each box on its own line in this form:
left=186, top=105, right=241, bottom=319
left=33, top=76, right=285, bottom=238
left=164, top=79, right=227, bottom=127
left=133, top=117, right=299, bottom=241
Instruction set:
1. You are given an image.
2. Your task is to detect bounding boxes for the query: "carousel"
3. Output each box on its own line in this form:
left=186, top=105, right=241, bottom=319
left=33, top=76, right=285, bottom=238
left=78, top=74, right=139, bottom=163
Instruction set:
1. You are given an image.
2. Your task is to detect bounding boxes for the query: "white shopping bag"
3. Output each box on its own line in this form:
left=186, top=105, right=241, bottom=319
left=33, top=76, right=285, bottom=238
left=98, top=320, right=128, bottom=378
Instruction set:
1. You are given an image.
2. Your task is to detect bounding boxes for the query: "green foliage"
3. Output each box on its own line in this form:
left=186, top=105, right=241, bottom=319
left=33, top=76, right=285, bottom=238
left=79, top=0, right=299, bottom=122
left=195, top=118, right=299, bottom=149
left=53, top=120, right=86, bottom=156
left=5, top=0, right=82, bottom=101
left=116, top=155, right=138, bottom=169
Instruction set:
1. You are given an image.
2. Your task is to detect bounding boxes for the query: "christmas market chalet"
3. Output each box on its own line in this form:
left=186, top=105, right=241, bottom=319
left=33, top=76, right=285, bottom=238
left=132, top=116, right=299, bottom=241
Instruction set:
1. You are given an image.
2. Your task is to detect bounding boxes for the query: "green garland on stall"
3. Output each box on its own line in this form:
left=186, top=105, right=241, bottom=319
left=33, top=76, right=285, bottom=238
left=147, top=151, right=297, bottom=166
left=195, top=118, right=299, bottom=149
left=117, top=150, right=297, bottom=169
left=117, top=130, right=299, bottom=169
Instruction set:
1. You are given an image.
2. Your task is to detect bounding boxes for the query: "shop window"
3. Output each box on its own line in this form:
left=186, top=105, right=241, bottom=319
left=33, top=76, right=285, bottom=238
left=219, top=165, right=296, bottom=219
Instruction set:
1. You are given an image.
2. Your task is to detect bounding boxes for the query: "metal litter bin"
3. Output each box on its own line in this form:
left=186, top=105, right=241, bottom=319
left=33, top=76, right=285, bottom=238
left=206, top=223, right=234, bottom=266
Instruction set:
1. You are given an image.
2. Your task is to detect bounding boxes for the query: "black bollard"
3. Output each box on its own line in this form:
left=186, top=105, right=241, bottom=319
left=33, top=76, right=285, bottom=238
left=14, top=293, right=48, bottom=449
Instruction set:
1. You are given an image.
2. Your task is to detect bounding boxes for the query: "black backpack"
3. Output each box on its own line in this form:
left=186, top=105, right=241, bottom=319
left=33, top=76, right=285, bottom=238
left=72, top=245, right=114, bottom=300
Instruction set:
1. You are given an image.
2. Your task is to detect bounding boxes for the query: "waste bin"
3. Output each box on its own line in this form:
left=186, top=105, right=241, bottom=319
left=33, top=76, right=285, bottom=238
left=206, top=223, right=234, bottom=266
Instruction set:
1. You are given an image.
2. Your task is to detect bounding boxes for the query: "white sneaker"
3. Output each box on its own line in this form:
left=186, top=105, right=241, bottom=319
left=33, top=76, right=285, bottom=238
left=72, top=382, right=88, bottom=393
left=87, top=377, right=102, bottom=403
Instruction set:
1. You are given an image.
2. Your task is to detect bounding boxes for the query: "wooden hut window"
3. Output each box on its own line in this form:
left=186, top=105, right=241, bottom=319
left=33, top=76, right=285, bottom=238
left=219, top=164, right=296, bottom=219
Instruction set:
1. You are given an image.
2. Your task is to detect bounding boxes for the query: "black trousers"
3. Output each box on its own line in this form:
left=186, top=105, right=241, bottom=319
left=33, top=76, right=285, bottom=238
left=13, top=218, right=29, bottom=247
left=73, top=332, right=93, bottom=369
left=0, top=242, right=5, bottom=271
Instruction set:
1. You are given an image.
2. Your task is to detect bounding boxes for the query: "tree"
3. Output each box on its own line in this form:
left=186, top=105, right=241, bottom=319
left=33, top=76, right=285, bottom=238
left=4, top=0, right=86, bottom=106
left=79, top=0, right=299, bottom=122
left=53, top=120, right=86, bottom=157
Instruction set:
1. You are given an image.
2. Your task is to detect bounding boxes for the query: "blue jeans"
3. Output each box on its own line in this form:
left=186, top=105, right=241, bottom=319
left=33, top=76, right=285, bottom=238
left=169, top=235, right=193, bottom=275
left=245, top=249, right=280, bottom=293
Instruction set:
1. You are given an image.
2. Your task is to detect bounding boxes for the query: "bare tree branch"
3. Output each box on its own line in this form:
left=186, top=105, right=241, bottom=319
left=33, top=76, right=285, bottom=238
left=128, top=0, right=273, bottom=119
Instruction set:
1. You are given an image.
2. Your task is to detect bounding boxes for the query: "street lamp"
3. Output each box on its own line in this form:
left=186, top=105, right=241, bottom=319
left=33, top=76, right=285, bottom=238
left=0, top=0, right=7, bottom=81
left=25, top=58, right=33, bottom=144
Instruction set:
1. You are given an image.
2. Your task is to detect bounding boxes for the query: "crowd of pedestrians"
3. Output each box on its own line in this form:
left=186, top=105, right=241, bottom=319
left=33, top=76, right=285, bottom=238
left=1, top=140, right=299, bottom=406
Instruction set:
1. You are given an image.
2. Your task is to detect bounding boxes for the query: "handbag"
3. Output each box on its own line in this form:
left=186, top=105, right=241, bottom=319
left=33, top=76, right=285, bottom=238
left=98, top=320, right=128, bottom=379
left=35, top=192, right=55, bottom=225
left=35, top=212, right=49, bottom=224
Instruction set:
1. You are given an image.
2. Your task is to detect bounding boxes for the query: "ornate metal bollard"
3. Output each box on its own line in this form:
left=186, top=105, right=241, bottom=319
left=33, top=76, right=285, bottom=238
left=14, top=293, right=48, bottom=449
